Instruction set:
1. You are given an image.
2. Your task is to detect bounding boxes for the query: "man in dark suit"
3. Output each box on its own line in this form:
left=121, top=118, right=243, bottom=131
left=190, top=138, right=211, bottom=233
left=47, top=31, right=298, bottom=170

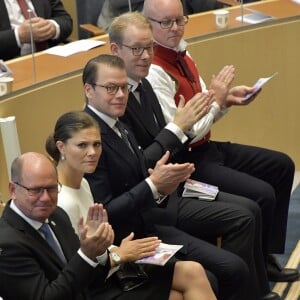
left=0, top=0, right=72, bottom=61
left=107, top=12, right=285, bottom=300
left=0, top=152, right=115, bottom=300
left=82, top=53, right=277, bottom=300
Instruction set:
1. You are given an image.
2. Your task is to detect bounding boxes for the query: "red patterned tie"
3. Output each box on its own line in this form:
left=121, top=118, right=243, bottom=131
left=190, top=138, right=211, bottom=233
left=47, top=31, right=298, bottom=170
left=176, top=51, right=196, bottom=83
left=17, top=0, right=31, bottom=19
left=16, top=0, right=48, bottom=51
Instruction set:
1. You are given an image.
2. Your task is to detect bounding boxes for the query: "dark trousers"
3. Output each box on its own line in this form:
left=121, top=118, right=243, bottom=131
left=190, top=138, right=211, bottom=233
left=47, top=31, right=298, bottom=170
left=183, top=141, right=295, bottom=255
left=176, top=191, right=269, bottom=298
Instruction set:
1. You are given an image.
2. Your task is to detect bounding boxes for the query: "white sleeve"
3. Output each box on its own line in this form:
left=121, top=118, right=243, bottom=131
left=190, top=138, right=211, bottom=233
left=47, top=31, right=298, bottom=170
left=147, top=64, right=228, bottom=143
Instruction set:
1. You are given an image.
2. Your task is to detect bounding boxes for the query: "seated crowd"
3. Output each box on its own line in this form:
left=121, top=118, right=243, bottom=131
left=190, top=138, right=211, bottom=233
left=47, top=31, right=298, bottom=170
left=0, top=0, right=299, bottom=300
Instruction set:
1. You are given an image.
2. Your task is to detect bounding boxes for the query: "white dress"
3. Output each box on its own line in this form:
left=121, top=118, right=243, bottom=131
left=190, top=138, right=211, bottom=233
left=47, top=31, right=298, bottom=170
left=58, top=178, right=94, bottom=234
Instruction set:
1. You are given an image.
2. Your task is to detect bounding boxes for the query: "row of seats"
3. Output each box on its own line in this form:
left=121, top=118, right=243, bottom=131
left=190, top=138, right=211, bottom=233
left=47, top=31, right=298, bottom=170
left=74, top=0, right=241, bottom=39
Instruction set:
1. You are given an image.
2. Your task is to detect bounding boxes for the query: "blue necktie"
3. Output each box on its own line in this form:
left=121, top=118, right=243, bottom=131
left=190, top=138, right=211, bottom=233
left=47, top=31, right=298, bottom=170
left=39, top=223, right=66, bottom=263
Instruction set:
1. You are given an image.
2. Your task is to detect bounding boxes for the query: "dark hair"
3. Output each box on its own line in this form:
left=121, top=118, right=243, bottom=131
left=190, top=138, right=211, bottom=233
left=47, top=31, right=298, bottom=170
left=45, top=111, right=100, bottom=163
left=82, top=54, right=126, bottom=86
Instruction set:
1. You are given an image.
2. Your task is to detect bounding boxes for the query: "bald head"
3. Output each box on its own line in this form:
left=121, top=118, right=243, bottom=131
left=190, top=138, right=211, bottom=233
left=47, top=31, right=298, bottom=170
left=11, top=152, right=57, bottom=183
left=10, top=152, right=58, bottom=222
left=143, top=0, right=185, bottom=49
left=143, top=0, right=183, bottom=18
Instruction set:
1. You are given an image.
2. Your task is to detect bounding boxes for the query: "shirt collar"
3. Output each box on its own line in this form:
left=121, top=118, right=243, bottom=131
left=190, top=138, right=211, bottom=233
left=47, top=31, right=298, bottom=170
left=154, top=39, right=187, bottom=52
left=87, top=104, right=118, bottom=129
left=10, top=200, right=46, bottom=230
left=128, top=77, right=140, bottom=92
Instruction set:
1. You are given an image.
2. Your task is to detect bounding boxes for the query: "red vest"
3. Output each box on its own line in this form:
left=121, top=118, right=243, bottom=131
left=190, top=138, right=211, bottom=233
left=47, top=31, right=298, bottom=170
left=152, top=44, right=210, bottom=146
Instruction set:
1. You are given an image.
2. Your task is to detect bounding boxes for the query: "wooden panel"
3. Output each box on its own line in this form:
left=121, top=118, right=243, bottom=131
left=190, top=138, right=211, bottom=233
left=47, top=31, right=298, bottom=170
left=61, top=0, right=78, bottom=40
left=0, top=75, right=85, bottom=202
left=187, top=20, right=300, bottom=171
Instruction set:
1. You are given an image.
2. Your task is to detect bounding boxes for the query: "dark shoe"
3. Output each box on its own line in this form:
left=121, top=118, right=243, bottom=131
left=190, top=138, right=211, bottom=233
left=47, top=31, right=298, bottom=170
left=267, top=254, right=300, bottom=282
left=261, top=292, right=281, bottom=300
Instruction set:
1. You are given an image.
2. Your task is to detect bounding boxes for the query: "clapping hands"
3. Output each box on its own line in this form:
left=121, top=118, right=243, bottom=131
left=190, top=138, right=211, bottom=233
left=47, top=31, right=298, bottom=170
left=78, top=204, right=114, bottom=260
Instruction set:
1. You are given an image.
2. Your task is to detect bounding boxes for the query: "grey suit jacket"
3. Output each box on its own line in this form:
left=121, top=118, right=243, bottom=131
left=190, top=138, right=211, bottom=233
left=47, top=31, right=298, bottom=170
left=0, top=0, right=72, bottom=60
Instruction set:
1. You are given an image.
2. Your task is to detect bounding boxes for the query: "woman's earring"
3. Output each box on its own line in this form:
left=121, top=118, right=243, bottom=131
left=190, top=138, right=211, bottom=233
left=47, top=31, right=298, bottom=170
left=61, top=155, right=65, bottom=161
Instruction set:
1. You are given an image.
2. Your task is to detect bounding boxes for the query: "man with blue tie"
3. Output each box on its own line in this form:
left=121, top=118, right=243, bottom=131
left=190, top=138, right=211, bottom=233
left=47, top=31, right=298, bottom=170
left=0, top=152, right=114, bottom=300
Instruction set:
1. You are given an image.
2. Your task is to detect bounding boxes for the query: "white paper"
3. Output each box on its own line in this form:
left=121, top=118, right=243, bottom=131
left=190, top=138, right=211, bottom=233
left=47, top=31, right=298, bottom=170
left=135, top=243, right=183, bottom=266
left=236, top=12, right=274, bottom=24
left=44, top=39, right=106, bottom=57
left=243, top=72, right=278, bottom=101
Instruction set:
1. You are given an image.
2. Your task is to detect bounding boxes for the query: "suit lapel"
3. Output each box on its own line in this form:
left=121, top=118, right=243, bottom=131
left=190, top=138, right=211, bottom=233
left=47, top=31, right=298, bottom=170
left=84, top=106, right=146, bottom=176
left=2, top=203, right=65, bottom=267
left=141, top=78, right=167, bottom=129
left=127, top=79, right=166, bottom=138
left=31, top=0, right=44, bottom=17
left=0, top=1, right=11, bottom=27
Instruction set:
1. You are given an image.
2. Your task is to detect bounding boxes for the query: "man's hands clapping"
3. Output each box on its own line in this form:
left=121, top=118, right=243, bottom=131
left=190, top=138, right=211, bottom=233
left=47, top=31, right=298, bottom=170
left=209, top=65, right=235, bottom=108
left=148, top=151, right=195, bottom=195
left=173, top=91, right=214, bottom=132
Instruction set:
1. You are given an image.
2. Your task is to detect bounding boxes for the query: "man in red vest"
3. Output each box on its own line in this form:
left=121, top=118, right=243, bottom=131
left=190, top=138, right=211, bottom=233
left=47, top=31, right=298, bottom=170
left=143, top=0, right=299, bottom=293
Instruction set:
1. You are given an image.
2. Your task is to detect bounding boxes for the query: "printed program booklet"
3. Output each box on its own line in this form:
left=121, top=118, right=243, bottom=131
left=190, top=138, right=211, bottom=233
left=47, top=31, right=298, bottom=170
left=135, top=243, right=183, bottom=266
left=243, top=72, right=278, bottom=101
left=182, top=179, right=219, bottom=201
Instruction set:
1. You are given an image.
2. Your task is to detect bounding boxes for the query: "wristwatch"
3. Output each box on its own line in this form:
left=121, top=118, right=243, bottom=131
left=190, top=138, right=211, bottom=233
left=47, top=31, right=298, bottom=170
left=110, top=251, right=121, bottom=266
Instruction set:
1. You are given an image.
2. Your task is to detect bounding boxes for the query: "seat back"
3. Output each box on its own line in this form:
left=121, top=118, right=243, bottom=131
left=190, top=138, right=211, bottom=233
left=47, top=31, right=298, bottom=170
left=76, top=0, right=106, bottom=38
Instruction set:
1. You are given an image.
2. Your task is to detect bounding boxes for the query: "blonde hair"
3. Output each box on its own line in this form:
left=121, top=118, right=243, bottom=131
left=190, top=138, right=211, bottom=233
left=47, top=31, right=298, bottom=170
left=109, top=11, right=152, bottom=45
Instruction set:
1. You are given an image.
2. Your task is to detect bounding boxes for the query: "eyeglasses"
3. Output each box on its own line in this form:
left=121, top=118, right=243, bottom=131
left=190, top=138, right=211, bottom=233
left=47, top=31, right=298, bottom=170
left=92, top=83, right=131, bottom=95
left=14, top=182, right=62, bottom=197
left=119, top=43, right=154, bottom=56
left=148, top=16, right=189, bottom=29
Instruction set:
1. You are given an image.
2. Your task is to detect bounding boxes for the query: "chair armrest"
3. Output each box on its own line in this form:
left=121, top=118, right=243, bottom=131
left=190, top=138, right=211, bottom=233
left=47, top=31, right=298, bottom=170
left=79, top=24, right=106, bottom=36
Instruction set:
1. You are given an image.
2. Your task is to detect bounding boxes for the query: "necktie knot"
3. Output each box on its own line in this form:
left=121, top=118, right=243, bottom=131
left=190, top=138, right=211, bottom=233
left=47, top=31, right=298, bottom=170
left=135, top=83, right=144, bottom=93
left=135, top=83, right=147, bottom=109
left=178, top=50, right=186, bottom=57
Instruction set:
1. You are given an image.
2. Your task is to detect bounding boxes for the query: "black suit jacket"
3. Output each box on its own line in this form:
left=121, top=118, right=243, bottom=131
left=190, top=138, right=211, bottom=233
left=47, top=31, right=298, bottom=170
left=120, top=78, right=185, bottom=168
left=0, top=201, right=109, bottom=300
left=84, top=106, right=181, bottom=246
left=0, top=0, right=72, bottom=61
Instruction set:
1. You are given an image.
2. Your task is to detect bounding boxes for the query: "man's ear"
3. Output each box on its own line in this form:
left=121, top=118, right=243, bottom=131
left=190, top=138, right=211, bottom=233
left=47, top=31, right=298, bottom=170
left=84, top=83, right=93, bottom=100
left=8, top=181, right=16, bottom=199
left=110, top=43, right=119, bottom=55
